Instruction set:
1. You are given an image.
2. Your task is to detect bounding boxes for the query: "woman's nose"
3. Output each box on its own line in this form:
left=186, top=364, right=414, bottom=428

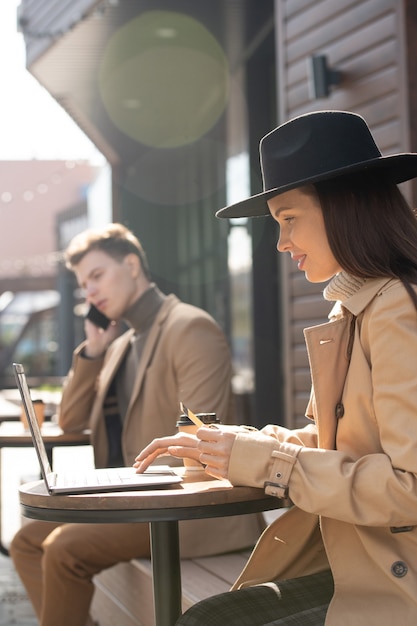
left=277, top=230, right=289, bottom=252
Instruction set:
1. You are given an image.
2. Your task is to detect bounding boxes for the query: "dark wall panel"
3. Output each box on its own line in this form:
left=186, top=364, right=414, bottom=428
left=276, top=0, right=410, bottom=428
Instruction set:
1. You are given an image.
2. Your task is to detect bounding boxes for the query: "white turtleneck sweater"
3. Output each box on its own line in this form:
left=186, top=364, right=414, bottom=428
left=323, top=271, right=366, bottom=303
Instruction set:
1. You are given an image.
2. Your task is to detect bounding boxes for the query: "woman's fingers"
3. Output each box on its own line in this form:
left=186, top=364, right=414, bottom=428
left=195, top=426, right=238, bottom=479
left=133, top=446, right=169, bottom=472
left=166, top=445, right=202, bottom=462
left=133, top=433, right=199, bottom=473
left=197, top=427, right=236, bottom=454
left=133, top=427, right=238, bottom=478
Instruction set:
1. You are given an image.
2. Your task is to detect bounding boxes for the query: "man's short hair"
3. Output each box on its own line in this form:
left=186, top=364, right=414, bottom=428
left=64, top=223, right=151, bottom=279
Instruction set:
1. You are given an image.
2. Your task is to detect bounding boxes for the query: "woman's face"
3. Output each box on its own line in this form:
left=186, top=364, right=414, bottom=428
left=268, top=187, right=342, bottom=283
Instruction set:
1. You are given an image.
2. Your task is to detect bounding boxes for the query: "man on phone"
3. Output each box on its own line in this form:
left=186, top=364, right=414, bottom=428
left=10, top=223, right=264, bottom=626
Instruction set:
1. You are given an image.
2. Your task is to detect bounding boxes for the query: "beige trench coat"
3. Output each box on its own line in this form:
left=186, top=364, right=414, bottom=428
left=229, top=277, right=417, bottom=625
left=59, top=294, right=264, bottom=558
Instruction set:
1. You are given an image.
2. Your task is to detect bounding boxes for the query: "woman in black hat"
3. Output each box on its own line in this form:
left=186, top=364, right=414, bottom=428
left=135, top=111, right=417, bottom=625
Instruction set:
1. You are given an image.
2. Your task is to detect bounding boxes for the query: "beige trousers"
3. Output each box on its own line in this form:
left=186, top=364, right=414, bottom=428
left=10, top=520, right=151, bottom=626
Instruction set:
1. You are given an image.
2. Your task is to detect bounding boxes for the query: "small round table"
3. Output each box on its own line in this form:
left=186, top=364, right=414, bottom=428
left=20, top=469, right=281, bottom=626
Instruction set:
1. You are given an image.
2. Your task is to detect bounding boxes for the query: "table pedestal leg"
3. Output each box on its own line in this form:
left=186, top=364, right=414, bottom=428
left=150, top=520, right=182, bottom=626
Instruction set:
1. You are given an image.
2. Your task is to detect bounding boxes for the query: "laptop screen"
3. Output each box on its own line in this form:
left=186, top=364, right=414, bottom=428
left=13, top=363, right=53, bottom=485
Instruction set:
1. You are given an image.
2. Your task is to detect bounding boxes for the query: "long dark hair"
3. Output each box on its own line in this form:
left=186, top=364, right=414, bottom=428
left=313, top=173, right=417, bottom=307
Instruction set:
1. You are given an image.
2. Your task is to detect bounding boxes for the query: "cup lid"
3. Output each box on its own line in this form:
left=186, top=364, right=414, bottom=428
left=195, top=413, right=219, bottom=424
left=176, top=414, right=194, bottom=426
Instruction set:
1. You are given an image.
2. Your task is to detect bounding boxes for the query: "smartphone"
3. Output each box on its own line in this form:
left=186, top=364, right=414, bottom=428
left=85, top=304, right=111, bottom=330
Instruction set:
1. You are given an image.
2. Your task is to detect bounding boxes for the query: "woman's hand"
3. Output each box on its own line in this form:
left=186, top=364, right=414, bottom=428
left=134, top=432, right=200, bottom=473
left=134, top=425, right=240, bottom=479
left=196, top=426, right=238, bottom=479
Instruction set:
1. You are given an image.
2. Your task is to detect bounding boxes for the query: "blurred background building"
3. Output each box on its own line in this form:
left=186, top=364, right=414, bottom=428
left=1, top=0, right=416, bottom=429
left=0, top=159, right=103, bottom=386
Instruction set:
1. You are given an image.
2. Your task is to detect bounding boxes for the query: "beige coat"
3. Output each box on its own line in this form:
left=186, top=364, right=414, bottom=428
left=229, top=277, right=417, bottom=625
left=59, top=294, right=264, bottom=557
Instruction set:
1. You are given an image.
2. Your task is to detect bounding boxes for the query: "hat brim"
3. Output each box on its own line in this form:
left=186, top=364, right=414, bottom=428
left=216, top=154, right=417, bottom=219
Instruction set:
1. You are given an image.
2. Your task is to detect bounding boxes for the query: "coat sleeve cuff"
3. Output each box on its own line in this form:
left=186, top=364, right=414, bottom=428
left=228, top=432, right=302, bottom=498
left=73, top=342, right=104, bottom=370
left=265, top=447, right=300, bottom=498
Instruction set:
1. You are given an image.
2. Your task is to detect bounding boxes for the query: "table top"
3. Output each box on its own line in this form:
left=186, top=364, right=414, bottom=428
left=0, top=421, right=91, bottom=446
left=0, top=389, right=61, bottom=422
left=19, top=469, right=281, bottom=524
left=0, top=395, right=22, bottom=421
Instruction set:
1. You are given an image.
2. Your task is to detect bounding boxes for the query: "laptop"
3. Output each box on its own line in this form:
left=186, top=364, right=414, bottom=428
left=13, top=363, right=182, bottom=495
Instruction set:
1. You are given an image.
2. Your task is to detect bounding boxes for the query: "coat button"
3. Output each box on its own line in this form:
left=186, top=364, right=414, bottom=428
left=335, top=402, right=344, bottom=419
left=391, top=561, right=408, bottom=577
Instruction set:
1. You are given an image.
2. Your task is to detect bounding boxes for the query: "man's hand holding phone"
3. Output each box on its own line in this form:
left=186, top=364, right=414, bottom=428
left=83, top=305, right=119, bottom=358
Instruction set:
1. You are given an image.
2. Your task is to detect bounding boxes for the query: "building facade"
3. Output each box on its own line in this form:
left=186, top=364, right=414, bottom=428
left=16, top=0, right=417, bottom=427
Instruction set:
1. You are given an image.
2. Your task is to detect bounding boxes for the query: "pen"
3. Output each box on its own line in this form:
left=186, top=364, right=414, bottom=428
left=180, top=402, right=204, bottom=427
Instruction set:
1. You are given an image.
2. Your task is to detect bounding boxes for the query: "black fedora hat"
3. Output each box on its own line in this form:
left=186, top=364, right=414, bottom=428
left=216, top=110, right=417, bottom=219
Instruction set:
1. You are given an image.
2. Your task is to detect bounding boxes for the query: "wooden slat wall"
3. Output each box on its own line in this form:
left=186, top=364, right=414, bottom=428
left=275, top=0, right=410, bottom=428
left=19, top=0, right=99, bottom=65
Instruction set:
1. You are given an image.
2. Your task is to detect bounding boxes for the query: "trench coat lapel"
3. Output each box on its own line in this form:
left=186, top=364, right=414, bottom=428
left=304, top=276, right=393, bottom=450
left=304, top=313, right=354, bottom=449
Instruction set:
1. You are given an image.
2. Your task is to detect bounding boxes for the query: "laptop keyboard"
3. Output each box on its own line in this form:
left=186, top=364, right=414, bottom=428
left=57, top=468, right=135, bottom=487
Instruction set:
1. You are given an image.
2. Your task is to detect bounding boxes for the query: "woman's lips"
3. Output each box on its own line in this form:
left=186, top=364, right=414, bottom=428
left=292, top=254, right=306, bottom=270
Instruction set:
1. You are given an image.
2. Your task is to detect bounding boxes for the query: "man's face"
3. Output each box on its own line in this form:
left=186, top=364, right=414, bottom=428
left=74, top=250, right=141, bottom=320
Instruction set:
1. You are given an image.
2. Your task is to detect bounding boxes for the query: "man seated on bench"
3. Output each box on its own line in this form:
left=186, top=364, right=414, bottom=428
left=10, top=223, right=265, bottom=626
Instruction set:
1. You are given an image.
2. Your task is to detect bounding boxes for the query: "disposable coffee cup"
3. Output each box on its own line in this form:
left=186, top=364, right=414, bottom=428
left=176, top=415, right=201, bottom=470
left=21, top=399, right=45, bottom=431
left=176, top=413, right=220, bottom=470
